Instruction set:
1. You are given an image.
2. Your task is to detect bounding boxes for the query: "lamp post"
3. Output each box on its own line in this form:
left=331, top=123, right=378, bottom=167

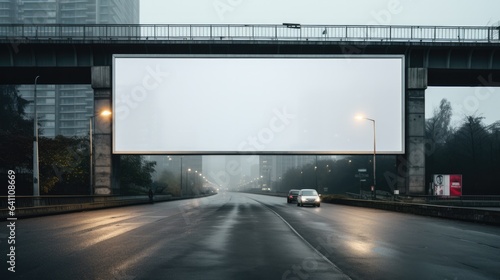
left=187, top=168, right=191, bottom=195
left=356, top=116, right=376, bottom=199
left=33, top=76, right=40, bottom=197
left=179, top=157, right=184, bottom=197
left=89, top=117, right=92, bottom=195
left=89, top=110, right=112, bottom=195
left=315, top=155, right=318, bottom=192
left=199, top=173, right=203, bottom=193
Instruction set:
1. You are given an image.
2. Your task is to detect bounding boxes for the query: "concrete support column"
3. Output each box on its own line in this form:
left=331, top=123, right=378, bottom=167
left=398, top=68, right=427, bottom=195
left=91, top=66, right=118, bottom=195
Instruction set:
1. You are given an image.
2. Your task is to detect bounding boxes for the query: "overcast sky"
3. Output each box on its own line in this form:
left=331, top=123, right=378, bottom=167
left=140, top=0, right=500, bottom=127
left=138, top=0, right=500, bottom=182
left=140, top=0, right=500, bottom=26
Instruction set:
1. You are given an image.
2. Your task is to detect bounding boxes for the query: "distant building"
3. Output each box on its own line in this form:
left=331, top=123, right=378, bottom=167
left=258, top=155, right=317, bottom=191
left=9, top=0, right=140, bottom=137
left=0, top=0, right=17, bottom=24
left=3, top=0, right=139, bottom=24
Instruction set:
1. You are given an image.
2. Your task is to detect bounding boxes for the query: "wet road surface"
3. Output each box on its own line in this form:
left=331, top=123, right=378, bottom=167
left=1, top=192, right=500, bottom=279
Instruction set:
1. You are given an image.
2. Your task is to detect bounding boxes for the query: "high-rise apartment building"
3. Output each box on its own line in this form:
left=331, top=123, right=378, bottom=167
left=9, top=0, right=139, bottom=137
left=3, top=0, right=139, bottom=24
left=0, top=0, right=16, bottom=24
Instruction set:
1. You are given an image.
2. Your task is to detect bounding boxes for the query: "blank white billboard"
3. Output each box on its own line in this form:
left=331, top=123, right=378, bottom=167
left=113, top=55, right=404, bottom=154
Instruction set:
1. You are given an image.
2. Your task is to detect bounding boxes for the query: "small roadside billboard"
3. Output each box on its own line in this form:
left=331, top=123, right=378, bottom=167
left=433, top=174, right=462, bottom=196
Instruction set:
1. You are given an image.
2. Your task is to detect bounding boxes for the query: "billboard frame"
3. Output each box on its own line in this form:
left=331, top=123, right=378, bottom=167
left=112, top=54, right=406, bottom=155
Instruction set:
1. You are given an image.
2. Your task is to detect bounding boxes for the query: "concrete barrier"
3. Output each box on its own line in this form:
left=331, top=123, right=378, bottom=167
left=242, top=191, right=500, bottom=225
left=0, top=193, right=216, bottom=219
left=324, top=197, right=500, bottom=226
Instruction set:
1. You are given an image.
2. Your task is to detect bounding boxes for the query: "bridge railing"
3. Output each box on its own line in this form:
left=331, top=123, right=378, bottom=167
left=0, top=24, right=499, bottom=43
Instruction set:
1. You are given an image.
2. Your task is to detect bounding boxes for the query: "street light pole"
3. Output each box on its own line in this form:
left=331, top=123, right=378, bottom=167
left=89, top=117, right=93, bottom=195
left=33, top=75, right=40, bottom=197
left=187, top=168, right=191, bottom=195
left=315, top=155, right=318, bottom=192
left=356, top=116, right=376, bottom=199
left=180, top=157, right=183, bottom=197
left=370, top=118, right=376, bottom=199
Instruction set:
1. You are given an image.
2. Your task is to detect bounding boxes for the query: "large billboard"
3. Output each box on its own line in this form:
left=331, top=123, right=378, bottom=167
left=113, top=55, right=405, bottom=154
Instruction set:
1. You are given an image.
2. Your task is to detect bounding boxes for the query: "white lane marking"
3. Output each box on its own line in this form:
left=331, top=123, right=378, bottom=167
left=66, top=215, right=140, bottom=234
left=250, top=197, right=352, bottom=280
left=78, top=223, right=143, bottom=249
left=76, top=212, right=186, bottom=249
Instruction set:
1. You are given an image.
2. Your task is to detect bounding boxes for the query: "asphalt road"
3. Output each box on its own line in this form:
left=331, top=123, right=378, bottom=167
left=1, top=192, right=500, bottom=280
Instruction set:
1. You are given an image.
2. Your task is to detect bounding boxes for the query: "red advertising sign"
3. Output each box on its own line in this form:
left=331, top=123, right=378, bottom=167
left=449, top=174, right=462, bottom=196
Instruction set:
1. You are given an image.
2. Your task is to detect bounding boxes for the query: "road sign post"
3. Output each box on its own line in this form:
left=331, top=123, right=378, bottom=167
left=356, top=168, right=369, bottom=198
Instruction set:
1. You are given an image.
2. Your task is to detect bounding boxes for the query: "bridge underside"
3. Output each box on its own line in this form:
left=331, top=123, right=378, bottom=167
left=2, top=40, right=500, bottom=195
left=2, top=66, right=500, bottom=86
left=2, top=40, right=500, bottom=85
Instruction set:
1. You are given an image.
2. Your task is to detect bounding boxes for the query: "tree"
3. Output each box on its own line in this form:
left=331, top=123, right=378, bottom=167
left=488, top=121, right=500, bottom=169
left=426, top=98, right=453, bottom=145
left=38, top=136, right=89, bottom=194
left=425, top=98, right=454, bottom=193
left=454, top=115, right=488, bottom=166
left=154, top=169, right=181, bottom=196
left=426, top=111, right=500, bottom=195
left=120, top=155, right=157, bottom=194
left=450, top=115, right=490, bottom=194
left=0, top=85, right=33, bottom=194
left=280, top=156, right=397, bottom=196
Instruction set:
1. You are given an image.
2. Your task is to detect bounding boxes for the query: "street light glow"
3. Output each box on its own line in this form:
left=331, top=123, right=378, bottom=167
left=100, top=110, right=112, bottom=117
left=355, top=115, right=375, bottom=122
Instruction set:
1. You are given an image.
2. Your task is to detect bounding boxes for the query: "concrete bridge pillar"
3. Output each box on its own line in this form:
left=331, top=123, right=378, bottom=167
left=398, top=68, right=427, bottom=195
left=91, top=66, right=119, bottom=194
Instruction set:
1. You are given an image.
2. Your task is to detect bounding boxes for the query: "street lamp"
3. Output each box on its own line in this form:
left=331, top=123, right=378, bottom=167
left=89, top=110, right=112, bottom=195
left=356, top=115, right=376, bottom=199
left=33, top=76, right=40, bottom=197
left=187, top=168, right=192, bottom=195
left=314, top=155, right=318, bottom=191
left=180, top=157, right=183, bottom=196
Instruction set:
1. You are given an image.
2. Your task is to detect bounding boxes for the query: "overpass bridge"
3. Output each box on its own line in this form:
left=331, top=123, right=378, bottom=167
left=1, top=24, right=500, bottom=195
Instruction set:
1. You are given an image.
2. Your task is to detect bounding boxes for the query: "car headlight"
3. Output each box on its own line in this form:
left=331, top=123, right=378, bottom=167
left=315, top=197, right=320, bottom=202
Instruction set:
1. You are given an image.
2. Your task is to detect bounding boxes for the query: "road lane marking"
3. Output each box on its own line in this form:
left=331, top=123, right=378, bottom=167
left=67, top=215, right=140, bottom=234
left=78, top=223, right=143, bottom=249
left=75, top=212, right=187, bottom=249
left=249, top=197, right=352, bottom=280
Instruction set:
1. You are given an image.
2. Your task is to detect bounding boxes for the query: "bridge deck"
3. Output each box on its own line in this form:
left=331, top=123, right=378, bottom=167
left=1, top=24, right=499, bottom=43
left=1, top=24, right=500, bottom=85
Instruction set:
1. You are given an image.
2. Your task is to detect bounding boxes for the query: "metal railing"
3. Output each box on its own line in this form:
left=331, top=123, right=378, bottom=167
left=0, top=24, right=499, bottom=43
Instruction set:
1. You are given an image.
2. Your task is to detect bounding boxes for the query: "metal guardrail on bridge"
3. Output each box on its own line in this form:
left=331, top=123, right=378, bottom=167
left=0, top=24, right=499, bottom=43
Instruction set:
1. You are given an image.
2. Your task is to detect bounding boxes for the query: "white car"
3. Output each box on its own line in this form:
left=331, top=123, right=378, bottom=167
left=297, top=189, right=320, bottom=207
